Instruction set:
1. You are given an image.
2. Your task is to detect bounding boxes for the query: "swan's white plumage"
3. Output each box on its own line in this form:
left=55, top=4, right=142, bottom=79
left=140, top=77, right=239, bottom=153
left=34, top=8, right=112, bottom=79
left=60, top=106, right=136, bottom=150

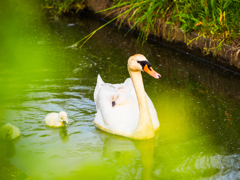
left=45, top=111, right=69, bottom=127
left=94, top=57, right=160, bottom=139
left=0, top=123, right=20, bottom=140
left=95, top=80, right=139, bottom=134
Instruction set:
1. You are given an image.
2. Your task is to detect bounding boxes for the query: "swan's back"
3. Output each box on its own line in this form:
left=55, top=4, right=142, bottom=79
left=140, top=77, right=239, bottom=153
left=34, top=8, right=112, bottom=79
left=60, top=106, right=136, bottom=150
left=94, top=75, right=160, bottom=136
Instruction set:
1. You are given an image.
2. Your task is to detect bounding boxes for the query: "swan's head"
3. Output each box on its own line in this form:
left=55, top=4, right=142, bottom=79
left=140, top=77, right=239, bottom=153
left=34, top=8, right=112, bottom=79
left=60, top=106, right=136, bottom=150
left=58, top=111, right=69, bottom=126
left=128, top=54, right=161, bottom=79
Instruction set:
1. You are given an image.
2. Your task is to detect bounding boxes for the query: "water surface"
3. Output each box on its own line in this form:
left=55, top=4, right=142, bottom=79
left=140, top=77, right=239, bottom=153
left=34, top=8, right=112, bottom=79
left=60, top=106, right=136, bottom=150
left=1, top=2, right=240, bottom=179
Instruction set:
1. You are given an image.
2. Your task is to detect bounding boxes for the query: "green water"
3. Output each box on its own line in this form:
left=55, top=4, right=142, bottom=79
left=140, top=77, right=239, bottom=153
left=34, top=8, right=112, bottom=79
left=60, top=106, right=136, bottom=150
left=1, top=1, right=240, bottom=179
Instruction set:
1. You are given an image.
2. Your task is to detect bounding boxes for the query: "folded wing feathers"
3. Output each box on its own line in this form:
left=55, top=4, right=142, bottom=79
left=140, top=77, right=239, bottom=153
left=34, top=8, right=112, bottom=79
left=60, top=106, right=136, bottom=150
left=94, top=74, right=105, bottom=101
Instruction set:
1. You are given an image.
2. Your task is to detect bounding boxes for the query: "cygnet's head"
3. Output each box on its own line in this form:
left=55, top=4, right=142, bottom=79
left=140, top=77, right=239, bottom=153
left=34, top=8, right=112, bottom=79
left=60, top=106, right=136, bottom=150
left=128, top=54, right=161, bottom=79
left=1, top=123, right=20, bottom=140
left=58, top=111, right=69, bottom=126
left=111, top=91, right=131, bottom=107
left=2, top=123, right=13, bottom=138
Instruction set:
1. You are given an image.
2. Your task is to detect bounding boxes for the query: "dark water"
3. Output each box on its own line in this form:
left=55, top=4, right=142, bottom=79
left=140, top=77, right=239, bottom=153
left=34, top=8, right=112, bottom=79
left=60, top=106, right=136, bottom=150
left=0, top=1, right=240, bottom=179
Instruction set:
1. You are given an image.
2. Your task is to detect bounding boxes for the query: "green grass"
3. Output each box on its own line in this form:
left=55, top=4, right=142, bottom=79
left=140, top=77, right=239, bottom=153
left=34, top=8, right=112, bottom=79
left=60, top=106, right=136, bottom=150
left=42, top=0, right=240, bottom=50
left=108, top=0, right=240, bottom=47
left=42, top=0, right=86, bottom=16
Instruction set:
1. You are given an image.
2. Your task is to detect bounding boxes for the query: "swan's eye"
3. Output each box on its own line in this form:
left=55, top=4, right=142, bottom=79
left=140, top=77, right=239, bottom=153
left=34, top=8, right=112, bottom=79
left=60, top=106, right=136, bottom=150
left=137, top=60, right=152, bottom=71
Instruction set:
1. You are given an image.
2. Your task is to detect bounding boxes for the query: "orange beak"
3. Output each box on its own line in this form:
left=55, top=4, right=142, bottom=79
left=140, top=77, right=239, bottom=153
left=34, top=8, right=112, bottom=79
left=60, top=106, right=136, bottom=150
left=143, top=64, right=161, bottom=79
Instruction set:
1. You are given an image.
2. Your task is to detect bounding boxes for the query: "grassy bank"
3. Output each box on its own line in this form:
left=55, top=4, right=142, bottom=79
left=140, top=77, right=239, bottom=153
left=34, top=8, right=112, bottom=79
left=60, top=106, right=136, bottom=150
left=108, top=0, right=240, bottom=47
left=42, top=0, right=240, bottom=51
left=42, top=0, right=86, bottom=16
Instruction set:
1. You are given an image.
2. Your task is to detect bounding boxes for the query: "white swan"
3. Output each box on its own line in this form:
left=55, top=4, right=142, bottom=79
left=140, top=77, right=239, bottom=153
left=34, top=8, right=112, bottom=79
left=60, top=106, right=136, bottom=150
left=45, top=111, right=69, bottom=127
left=94, top=54, right=161, bottom=140
left=0, top=123, right=20, bottom=140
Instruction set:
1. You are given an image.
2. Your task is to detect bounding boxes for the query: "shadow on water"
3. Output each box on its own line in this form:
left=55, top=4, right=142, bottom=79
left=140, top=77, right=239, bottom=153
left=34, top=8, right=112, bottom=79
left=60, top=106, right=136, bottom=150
left=0, top=0, right=240, bottom=179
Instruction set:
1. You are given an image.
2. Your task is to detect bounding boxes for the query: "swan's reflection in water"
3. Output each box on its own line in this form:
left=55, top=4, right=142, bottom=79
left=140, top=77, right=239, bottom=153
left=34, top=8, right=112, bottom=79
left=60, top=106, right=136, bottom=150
left=97, top=129, right=155, bottom=180
left=5, top=140, right=17, bottom=158
left=59, top=127, right=69, bottom=143
left=0, top=139, right=18, bottom=168
left=44, top=126, right=69, bottom=143
left=0, top=140, right=17, bottom=159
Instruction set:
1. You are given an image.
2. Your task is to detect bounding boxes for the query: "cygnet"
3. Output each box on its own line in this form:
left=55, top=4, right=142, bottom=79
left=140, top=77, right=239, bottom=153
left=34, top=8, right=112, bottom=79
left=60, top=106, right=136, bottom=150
left=0, top=123, right=20, bottom=140
left=45, top=111, right=69, bottom=127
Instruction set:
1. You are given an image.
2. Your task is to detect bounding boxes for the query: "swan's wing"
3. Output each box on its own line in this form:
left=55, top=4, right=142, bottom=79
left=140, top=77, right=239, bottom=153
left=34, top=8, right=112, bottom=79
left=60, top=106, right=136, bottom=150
left=95, top=84, right=115, bottom=124
left=94, top=82, right=140, bottom=134
left=94, top=75, right=125, bottom=101
left=94, top=74, right=105, bottom=101
left=94, top=87, right=139, bottom=134
left=123, top=78, right=137, bottom=101
left=123, top=78, right=134, bottom=89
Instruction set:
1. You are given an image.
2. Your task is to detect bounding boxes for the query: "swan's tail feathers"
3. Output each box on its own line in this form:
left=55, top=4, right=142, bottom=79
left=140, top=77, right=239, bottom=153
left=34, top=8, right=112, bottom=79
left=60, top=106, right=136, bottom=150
left=94, top=74, right=105, bottom=101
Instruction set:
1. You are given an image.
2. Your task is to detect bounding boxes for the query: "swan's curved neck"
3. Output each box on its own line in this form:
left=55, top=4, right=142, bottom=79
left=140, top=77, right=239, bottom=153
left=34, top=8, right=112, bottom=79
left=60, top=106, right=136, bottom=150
left=129, top=70, right=155, bottom=139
